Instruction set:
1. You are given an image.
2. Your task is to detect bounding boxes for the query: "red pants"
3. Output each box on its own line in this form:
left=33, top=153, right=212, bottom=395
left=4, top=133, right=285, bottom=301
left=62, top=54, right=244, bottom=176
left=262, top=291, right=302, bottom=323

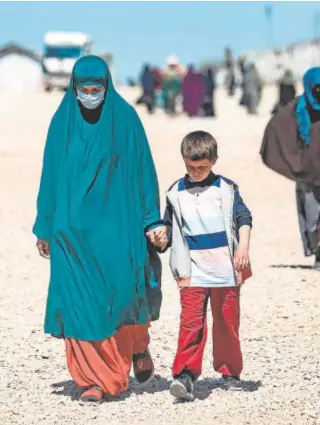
left=172, top=286, right=242, bottom=380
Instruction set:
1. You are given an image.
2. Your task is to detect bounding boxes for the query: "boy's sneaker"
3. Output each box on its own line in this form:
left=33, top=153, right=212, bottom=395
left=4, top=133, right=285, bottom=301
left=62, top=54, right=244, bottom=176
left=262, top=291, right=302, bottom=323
left=222, top=374, right=241, bottom=390
left=170, top=374, right=195, bottom=401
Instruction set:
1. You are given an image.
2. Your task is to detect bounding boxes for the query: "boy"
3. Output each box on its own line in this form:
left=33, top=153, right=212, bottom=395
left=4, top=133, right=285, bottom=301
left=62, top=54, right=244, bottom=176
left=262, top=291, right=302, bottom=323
left=148, top=130, right=252, bottom=401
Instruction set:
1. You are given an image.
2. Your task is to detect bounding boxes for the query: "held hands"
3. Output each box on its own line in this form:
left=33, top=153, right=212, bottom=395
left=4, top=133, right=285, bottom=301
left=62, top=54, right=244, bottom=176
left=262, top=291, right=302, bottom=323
left=36, top=239, right=50, bottom=259
left=146, top=225, right=168, bottom=251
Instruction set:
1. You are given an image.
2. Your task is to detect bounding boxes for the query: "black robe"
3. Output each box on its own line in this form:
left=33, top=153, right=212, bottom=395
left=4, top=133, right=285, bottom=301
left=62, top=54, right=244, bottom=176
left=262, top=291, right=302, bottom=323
left=261, top=99, right=320, bottom=257
left=260, top=99, right=320, bottom=186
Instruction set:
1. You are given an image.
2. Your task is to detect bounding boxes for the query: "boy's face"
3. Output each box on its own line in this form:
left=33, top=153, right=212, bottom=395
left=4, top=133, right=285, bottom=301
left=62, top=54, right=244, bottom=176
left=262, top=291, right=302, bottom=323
left=183, top=157, right=217, bottom=182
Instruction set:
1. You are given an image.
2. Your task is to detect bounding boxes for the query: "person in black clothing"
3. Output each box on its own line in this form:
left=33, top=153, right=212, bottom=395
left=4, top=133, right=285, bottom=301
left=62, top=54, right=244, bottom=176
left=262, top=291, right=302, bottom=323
left=271, top=70, right=296, bottom=115
left=260, top=67, right=320, bottom=268
left=136, top=64, right=156, bottom=113
left=225, top=60, right=236, bottom=97
left=238, top=58, right=247, bottom=106
left=202, top=68, right=216, bottom=117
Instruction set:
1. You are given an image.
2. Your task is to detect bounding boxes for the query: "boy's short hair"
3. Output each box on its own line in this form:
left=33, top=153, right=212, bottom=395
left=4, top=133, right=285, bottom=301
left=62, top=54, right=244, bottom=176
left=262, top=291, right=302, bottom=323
left=181, top=131, right=218, bottom=161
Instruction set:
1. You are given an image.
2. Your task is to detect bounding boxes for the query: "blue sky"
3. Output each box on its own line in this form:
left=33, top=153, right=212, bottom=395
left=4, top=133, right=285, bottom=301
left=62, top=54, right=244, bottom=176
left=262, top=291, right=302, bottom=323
left=0, top=1, right=319, bottom=83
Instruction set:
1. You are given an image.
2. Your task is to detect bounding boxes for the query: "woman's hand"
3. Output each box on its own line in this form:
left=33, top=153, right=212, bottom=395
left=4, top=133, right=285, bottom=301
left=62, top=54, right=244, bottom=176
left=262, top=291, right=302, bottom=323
left=36, top=239, right=50, bottom=259
left=146, top=226, right=168, bottom=251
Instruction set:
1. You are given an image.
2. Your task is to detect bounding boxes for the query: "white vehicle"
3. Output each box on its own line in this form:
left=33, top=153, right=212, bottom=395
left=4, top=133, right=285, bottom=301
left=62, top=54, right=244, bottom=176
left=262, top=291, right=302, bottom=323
left=42, top=32, right=92, bottom=91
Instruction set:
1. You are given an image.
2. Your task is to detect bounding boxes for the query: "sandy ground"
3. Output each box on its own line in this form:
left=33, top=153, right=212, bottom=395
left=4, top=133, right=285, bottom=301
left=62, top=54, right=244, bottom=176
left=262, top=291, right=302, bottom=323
left=1, top=84, right=320, bottom=425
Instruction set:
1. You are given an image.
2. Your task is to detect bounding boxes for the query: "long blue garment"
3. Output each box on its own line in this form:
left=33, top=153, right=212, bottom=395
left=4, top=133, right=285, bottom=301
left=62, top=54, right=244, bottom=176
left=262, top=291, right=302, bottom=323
left=33, top=56, right=162, bottom=341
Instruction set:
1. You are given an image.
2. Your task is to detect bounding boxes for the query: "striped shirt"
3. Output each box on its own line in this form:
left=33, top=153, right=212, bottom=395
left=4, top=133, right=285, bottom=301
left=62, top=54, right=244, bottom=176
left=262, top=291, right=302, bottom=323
left=164, top=172, right=252, bottom=288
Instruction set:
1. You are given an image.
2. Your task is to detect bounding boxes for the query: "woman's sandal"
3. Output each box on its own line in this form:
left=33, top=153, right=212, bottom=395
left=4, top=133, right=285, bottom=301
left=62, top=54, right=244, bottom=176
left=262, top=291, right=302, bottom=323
left=80, top=386, right=104, bottom=403
left=132, top=348, right=154, bottom=385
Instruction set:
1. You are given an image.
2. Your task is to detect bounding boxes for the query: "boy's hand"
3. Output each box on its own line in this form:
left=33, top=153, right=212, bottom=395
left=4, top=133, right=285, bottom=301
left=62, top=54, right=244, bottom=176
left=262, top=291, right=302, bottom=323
left=175, top=277, right=191, bottom=289
left=234, top=245, right=249, bottom=271
left=36, top=239, right=50, bottom=259
left=146, top=226, right=167, bottom=250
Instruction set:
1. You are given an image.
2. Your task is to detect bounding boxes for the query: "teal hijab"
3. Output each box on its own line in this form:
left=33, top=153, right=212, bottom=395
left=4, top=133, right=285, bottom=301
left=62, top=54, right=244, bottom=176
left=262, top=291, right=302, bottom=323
left=33, top=55, right=162, bottom=341
left=296, top=67, right=320, bottom=145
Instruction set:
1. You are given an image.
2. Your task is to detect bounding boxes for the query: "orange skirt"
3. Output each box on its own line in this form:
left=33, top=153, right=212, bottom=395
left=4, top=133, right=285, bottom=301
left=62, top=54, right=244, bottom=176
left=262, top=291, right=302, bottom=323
left=65, top=323, right=150, bottom=395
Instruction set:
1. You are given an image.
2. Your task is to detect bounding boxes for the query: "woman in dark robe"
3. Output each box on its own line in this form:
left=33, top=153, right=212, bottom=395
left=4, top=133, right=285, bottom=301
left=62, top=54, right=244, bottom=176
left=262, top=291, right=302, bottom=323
left=242, top=62, right=262, bottom=115
left=238, top=57, right=247, bottom=107
left=202, top=68, right=216, bottom=117
left=271, top=70, right=296, bottom=115
left=225, top=60, right=236, bottom=97
left=260, top=67, right=320, bottom=267
left=182, top=65, right=205, bottom=117
left=140, top=64, right=156, bottom=113
left=33, top=55, right=164, bottom=403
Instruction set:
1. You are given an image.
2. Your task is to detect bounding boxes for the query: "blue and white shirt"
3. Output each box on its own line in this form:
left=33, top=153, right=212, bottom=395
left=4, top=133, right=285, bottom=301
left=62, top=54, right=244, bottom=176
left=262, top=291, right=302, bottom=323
left=164, top=172, right=252, bottom=288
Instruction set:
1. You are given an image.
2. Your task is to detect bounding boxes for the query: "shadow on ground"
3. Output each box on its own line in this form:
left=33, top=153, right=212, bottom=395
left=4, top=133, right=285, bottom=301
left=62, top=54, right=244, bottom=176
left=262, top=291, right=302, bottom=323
left=189, top=378, right=262, bottom=402
left=51, top=376, right=262, bottom=403
left=270, top=264, right=317, bottom=270
left=51, top=374, right=171, bottom=403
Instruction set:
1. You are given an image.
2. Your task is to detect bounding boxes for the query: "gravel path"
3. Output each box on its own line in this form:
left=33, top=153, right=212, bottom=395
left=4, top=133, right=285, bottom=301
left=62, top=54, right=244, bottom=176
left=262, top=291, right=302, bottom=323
left=1, top=86, right=319, bottom=425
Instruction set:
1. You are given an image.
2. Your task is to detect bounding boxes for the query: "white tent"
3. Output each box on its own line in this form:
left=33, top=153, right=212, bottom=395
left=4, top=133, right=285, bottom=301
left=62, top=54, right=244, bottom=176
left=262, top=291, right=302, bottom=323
left=0, top=43, right=42, bottom=92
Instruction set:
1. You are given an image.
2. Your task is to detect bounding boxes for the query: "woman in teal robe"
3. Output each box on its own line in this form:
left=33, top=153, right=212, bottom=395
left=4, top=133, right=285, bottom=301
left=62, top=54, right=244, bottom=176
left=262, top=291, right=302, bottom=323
left=33, top=55, right=163, bottom=402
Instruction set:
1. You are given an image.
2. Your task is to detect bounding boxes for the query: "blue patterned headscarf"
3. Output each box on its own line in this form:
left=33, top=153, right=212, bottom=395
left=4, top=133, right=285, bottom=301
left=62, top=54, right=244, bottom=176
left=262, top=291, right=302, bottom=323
left=296, top=67, right=320, bottom=144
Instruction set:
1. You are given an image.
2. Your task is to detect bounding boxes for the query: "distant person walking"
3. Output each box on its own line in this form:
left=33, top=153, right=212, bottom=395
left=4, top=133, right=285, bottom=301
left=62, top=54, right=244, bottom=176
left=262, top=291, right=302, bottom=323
left=238, top=57, right=247, bottom=107
left=182, top=65, right=205, bottom=117
left=260, top=67, right=320, bottom=267
left=271, top=69, right=296, bottom=115
left=202, top=68, right=216, bottom=117
left=162, top=56, right=183, bottom=116
left=140, top=64, right=156, bottom=113
left=152, top=67, right=163, bottom=91
left=225, top=60, right=236, bottom=97
left=242, top=62, right=262, bottom=115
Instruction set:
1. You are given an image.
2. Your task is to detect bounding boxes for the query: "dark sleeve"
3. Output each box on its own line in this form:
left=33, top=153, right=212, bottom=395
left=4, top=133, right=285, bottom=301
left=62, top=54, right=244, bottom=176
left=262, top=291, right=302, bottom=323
left=234, top=188, right=252, bottom=229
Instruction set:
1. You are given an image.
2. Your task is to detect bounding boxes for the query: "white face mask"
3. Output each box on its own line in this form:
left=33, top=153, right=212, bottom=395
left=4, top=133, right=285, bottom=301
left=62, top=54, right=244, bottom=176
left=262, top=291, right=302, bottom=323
left=76, top=89, right=105, bottom=110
